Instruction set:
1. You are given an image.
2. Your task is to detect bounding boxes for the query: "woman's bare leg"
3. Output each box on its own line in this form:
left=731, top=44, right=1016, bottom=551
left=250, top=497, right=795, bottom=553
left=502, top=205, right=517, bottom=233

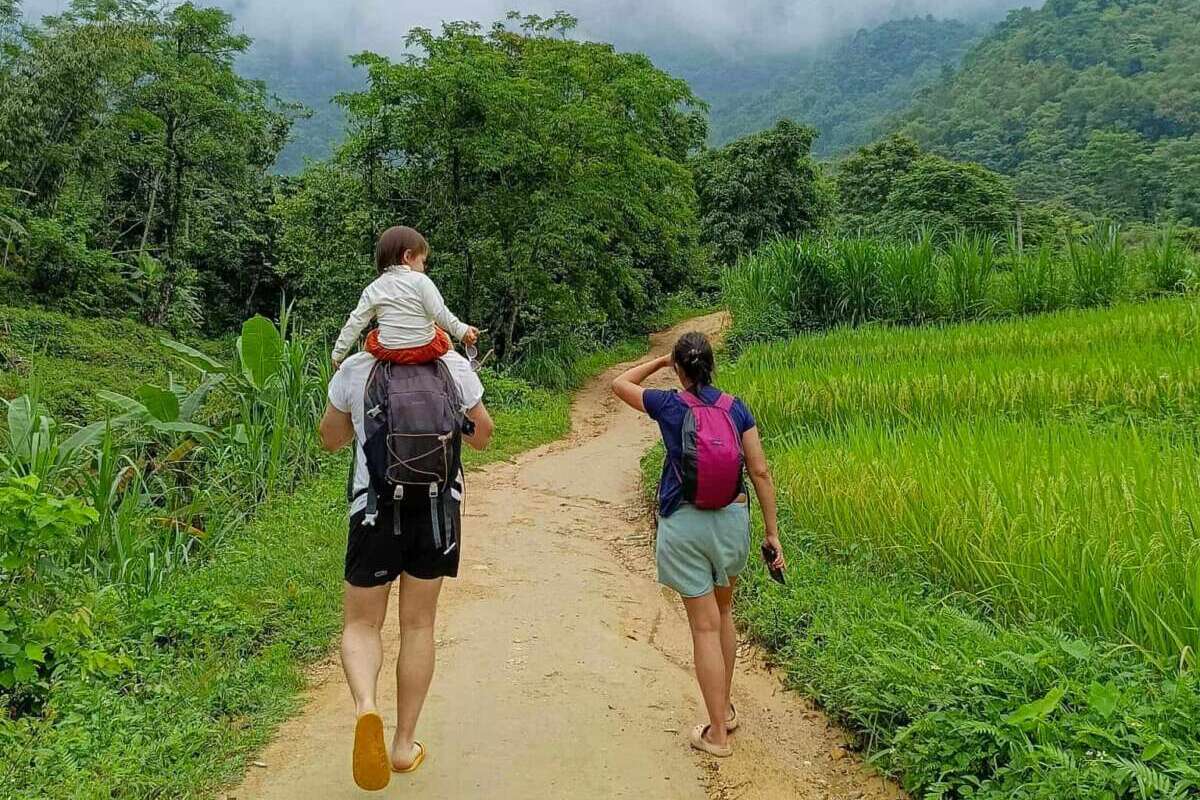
left=341, top=582, right=392, bottom=716
left=682, top=591, right=729, bottom=747
left=390, top=574, right=444, bottom=768
left=714, top=578, right=737, bottom=722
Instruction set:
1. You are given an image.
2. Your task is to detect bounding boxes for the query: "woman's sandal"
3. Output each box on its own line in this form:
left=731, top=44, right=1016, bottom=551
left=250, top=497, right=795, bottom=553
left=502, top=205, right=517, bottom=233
left=726, top=704, right=740, bottom=733
left=352, top=712, right=391, bottom=791
left=690, top=724, right=733, bottom=758
left=392, top=741, right=427, bottom=774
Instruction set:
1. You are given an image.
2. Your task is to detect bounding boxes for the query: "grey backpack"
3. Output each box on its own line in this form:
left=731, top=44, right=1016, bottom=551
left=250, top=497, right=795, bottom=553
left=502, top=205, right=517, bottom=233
left=357, top=360, right=464, bottom=549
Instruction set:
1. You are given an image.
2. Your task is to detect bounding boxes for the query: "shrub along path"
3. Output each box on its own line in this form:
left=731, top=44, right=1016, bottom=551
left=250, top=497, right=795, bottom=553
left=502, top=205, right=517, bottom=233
left=229, top=313, right=901, bottom=800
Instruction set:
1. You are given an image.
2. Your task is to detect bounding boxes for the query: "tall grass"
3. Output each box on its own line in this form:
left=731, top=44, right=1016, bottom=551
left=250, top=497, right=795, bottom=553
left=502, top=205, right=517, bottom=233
left=720, top=237, right=834, bottom=344
left=723, top=296, right=1200, bottom=663
left=879, top=229, right=939, bottom=323
left=944, top=230, right=997, bottom=319
left=829, top=236, right=882, bottom=324
left=1069, top=222, right=1129, bottom=307
left=1142, top=224, right=1194, bottom=295
left=511, top=335, right=647, bottom=392
left=722, top=223, right=1195, bottom=346
left=1009, top=234, right=1064, bottom=313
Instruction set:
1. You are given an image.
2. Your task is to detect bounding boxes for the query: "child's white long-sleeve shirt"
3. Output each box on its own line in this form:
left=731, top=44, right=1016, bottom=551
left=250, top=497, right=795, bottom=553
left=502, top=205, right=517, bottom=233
left=331, top=267, right=469, bottom=362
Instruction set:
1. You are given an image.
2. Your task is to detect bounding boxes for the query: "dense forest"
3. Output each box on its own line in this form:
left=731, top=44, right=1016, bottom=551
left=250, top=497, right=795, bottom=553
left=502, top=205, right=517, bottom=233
left=702, top=16, right=986, bottom=154
left=0, top=0, right=293, bottom=331
left=4, top=0, right=1196, bottom=353
left=899, top=0, right=1200, bottom=223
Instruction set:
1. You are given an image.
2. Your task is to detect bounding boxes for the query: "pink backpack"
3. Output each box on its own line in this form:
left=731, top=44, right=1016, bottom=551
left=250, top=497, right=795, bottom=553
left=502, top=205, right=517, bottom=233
left=676, top=391, right=744, bottom=510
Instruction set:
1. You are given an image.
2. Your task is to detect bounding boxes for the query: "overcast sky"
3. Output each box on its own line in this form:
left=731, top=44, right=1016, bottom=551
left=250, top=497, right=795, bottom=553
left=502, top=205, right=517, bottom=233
left=20, top=0, right=1040, bottom=56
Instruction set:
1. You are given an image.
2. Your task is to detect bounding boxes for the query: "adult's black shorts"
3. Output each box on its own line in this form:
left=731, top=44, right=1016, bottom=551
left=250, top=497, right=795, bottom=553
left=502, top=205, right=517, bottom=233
left=345, top=498, right=462, bottom=587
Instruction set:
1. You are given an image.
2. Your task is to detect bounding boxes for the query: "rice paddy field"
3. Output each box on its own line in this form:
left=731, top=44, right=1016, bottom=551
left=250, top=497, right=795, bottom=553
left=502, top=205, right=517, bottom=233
left=712, top=295, right=1200, bottom=797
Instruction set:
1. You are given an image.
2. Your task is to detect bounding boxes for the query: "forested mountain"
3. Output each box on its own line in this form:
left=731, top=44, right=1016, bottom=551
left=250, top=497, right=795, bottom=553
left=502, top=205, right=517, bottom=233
left=898, top=0, right=1200, bottom=223
left=236, top=43, right=360, bottom=174
left=698, top=16, right=987, bottom=154
left=238, top=14, right=994, bottom=171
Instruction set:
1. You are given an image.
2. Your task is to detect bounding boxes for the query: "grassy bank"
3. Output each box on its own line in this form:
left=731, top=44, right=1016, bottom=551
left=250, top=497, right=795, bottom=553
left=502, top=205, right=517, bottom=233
left=643, top=296, right=1200, bottom=798
left=0, top=305, right=226, bottom=423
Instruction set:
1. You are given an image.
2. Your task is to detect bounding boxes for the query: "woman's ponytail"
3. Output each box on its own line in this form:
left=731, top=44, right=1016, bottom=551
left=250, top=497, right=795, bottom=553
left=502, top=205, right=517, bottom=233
left=672, top=332, right=715, bottom=394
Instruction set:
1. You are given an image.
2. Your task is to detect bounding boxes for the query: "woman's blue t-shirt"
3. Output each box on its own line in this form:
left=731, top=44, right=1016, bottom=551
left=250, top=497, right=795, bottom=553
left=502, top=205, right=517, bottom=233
left=643, top=386, right=756, bottom=518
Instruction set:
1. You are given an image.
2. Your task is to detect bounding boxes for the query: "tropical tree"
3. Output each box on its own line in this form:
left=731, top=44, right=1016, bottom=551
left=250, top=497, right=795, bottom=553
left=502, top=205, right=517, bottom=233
left=0, top=1, right=293, bottom=328
left=692, top=119, right=831, bottom=262
left=283, top=13, right=706, bottom=360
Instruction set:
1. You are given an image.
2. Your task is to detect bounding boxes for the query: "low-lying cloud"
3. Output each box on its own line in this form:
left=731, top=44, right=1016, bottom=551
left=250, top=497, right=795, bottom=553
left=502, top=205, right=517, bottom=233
left=20, top=0, right=1042, bottom=57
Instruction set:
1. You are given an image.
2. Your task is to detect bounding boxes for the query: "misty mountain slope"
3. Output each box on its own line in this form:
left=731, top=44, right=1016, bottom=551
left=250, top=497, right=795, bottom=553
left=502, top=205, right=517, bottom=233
left=897, top=0, right=1200, bottom=221
left=700, top=16, right=987, bottom=154
left=237, top=45, right=363, bottom=174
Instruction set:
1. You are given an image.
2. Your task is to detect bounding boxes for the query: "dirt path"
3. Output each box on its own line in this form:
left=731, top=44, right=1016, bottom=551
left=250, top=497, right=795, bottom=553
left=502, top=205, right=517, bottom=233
left=229, top=314, right=903, bottom=800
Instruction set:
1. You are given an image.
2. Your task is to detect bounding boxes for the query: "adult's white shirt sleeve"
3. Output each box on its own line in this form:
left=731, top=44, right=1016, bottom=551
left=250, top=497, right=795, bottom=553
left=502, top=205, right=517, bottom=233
left=327, top=363, right=353, bottom=412
left=331, top=286, right=377, bottom=362
left=418, top=274, right=470, bottom=341
left=441, top=352, right=484, bottom=410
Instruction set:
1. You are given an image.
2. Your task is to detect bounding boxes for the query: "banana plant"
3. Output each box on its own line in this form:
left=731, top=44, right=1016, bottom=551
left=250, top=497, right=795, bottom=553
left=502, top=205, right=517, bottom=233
left=1, top=395, right=121, bottom=483
left=96, top=378, right=220, bottom=436
left=160, top=311, right=316, bottom=496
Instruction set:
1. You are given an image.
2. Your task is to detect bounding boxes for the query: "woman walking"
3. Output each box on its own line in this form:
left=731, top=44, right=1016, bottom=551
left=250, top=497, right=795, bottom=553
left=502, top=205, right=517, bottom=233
left=612, top=332, right=784, bottom=758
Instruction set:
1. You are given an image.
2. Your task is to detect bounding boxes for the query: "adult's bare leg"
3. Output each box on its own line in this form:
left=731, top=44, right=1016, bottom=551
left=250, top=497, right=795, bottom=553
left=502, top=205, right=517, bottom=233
left=682, top=591, right=729, bottom=747
left=714, top=578, right=738, bottom=724
left=390, top=574, right=444, bottom=769
left=341, top=582, right=392, bottom=716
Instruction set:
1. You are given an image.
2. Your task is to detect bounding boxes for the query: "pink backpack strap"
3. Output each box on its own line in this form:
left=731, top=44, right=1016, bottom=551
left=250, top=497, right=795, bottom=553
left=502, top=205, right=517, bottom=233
left=677, top=390, right=734, bottom=411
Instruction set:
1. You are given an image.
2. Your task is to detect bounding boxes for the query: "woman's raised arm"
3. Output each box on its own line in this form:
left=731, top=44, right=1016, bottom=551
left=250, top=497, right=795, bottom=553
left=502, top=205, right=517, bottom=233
left=611, top=354, right=672, bottom=413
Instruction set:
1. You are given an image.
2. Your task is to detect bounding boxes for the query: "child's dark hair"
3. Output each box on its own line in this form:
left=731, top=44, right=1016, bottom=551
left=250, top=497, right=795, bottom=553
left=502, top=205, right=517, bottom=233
left=672, top=332, right=714, bottom=394
left=375, top=226, right=429, bottom=274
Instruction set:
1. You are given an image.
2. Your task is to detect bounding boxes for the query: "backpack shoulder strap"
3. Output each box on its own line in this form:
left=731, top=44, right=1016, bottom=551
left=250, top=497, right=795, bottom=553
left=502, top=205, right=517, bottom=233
left=714, top=393, right=735, bottom=412
left=677, top=390, right=705, bottom=409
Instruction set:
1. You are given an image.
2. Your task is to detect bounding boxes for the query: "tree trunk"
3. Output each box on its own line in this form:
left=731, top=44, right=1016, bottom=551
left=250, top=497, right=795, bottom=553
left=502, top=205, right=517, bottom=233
left=140, top=174, right=159, bottom=253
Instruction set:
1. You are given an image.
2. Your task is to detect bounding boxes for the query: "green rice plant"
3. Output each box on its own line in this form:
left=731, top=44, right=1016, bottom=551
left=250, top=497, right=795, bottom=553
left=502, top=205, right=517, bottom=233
left=769, top=420, right=1200, bottom=660
left=1069, top=221, right=1129, bottom=307
left=728, top=298, right=1200, bottom=438
left=877, top=228, right=940, bottom=323
left=828, top=235, right=883, bottom=324
left=943, top=230, right=998, bottom=319
left=723, top=296, right=1200, bottom=663
left=1141, top=224, right=1194, bottom=295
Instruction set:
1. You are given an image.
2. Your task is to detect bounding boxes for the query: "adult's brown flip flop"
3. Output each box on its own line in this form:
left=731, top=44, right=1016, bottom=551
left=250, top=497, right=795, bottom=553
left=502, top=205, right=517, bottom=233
left=352, top=712, right=391, bottom=791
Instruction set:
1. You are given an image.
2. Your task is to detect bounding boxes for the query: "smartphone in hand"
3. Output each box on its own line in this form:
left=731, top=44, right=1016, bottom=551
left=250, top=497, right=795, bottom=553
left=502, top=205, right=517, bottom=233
left=761, top=543, right=786, bottom=585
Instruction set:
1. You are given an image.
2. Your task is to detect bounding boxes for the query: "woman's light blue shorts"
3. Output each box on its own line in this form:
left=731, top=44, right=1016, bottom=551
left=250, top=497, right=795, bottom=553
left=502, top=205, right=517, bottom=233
left=655, top=502, right=751, bottom=598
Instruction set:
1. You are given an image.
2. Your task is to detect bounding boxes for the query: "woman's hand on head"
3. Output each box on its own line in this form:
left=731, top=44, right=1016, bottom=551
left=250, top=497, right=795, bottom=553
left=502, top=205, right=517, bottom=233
left=611, top=353, right=672, bottom=412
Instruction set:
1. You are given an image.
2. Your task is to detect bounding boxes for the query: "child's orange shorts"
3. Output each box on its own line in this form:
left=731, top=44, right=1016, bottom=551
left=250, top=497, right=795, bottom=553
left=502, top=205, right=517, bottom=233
left=365, top=327, right=451, bottom=365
